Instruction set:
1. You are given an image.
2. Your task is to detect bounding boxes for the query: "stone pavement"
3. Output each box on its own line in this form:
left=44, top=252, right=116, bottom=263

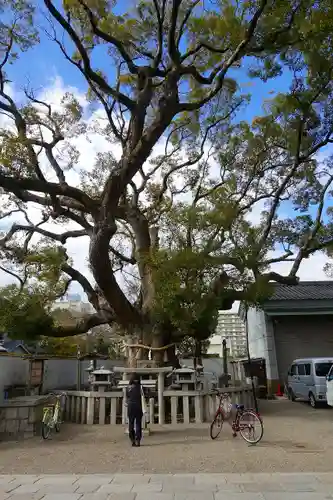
left=1, top=474, right=333, bottom=500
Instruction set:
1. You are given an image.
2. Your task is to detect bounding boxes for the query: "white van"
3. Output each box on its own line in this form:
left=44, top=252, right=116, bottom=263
left=287, top=358, right=333, bottom=408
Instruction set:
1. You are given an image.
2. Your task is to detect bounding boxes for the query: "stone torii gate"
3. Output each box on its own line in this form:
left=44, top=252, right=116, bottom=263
left=113, top=366, right=173, bottom=426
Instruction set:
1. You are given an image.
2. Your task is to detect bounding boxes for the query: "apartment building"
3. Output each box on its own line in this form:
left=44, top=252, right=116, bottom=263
left=53, top=293, right=94, bottom=315
left=208, top=312, right=247, bottom=359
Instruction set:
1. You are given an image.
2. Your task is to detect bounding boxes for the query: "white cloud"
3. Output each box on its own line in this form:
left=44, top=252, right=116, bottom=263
left=0, top=84, right=16, bottom=130
left=37, top=75, right=89, bottom=113
left=270, top=251, right=330, bottom=280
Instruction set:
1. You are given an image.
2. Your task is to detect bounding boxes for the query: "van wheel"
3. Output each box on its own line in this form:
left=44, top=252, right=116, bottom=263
left=288, top=388, right=295, bottom=401
left=309, top=392, right=317, bottom=408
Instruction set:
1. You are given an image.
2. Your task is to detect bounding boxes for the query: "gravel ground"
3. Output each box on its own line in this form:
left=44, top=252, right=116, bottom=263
left=1, top=399, right=332, bottom=474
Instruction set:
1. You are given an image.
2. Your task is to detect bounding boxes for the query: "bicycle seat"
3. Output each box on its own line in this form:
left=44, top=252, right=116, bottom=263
left=236, top=404, right=244, bottom=410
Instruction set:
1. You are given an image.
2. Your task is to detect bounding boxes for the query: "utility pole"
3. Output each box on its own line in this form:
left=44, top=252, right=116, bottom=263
left=222, top=338, right=229, bottom=387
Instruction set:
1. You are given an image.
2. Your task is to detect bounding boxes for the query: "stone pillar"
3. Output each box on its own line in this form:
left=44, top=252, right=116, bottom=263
left=76, top=358, right=81, bottom=391
left=195, top=395, right=203, bottom=423
left=203, top=394, right=210, bottom=422
left=86, top=396, right=94, bottom=425
left=122, top=372, right=129, bottom=425
left=158, top=372, right=164, bottom=425
left=149, top=397, right=154, bottom=425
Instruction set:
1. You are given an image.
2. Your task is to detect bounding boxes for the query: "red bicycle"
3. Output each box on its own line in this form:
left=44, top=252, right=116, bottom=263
left=210, top=390, right=263, bottom=445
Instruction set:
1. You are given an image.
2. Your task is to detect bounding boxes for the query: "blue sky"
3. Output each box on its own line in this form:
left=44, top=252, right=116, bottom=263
left=10, top=26, right=293, bottom=122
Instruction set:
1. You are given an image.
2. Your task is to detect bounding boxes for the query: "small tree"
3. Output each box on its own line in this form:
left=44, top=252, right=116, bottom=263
left=177, top=336, right=210, bottom=367
left=39, top=336, right=79, bottom=356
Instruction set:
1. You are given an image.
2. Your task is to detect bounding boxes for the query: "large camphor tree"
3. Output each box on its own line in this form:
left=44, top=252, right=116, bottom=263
left=1, top=0, right=333, bottom=366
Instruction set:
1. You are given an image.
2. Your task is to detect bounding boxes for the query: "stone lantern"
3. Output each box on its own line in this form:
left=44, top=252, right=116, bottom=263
left=91, top=368, right=113, bottom=393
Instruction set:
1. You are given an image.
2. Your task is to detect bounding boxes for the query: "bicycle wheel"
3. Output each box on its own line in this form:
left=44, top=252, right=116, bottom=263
left=238, top=410, right=263, bottom=445
left=210, top=411, right=224, bottom=440
left=42, top=408, right=53, bottom=440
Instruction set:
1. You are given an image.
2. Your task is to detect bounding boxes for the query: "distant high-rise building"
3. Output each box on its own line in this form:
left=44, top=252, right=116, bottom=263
left=53, top=295, right=94, bottom=315
left=59, top=293, right=81, bottom=302
left=208, top=312, right=247, bottom=359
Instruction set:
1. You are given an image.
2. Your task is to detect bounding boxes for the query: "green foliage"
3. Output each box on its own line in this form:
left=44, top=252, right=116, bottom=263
left=80, top=333, right=125, bottom=359
left=0, top=247, right=73, bottom=341
left=0, top=285, right=54, bottom=340
left=148, top=204, right=230, bottom=339
left=177, top=337, right=210, bottom=359
left=95, top=335, right=109, bottom=355
left=39, top=336, right=79, bottom=356
left=0, top=0, right=39, bottom=60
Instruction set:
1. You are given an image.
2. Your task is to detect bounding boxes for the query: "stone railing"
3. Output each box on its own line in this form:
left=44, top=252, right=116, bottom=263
left=203, top=386, right=254, bottom=422
left=59, top=385, right=254, bottom=426
left=62, top=390, right=123, bottom=425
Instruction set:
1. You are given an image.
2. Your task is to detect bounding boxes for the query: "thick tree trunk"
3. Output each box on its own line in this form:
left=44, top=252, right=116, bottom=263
left=126, top=336, right=137, bottom=368
left=150, top=327, right=180, bottom=368
left=194, top=340, right=203, bottom=371
left=122, top=325, right=181, bottom=369
left=151, top=334, right=165, bottom=366
left=89, top=226, right=143, bottom=329
left=166, top=344, right=181, bottom=369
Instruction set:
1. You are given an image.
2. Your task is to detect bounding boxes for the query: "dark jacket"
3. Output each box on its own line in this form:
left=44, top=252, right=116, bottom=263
left=126, top=381, right=142, bottom=411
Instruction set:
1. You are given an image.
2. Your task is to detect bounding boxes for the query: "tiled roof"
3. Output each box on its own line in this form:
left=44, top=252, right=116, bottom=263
left=270, top=281, right=333, bottom=301
left=3, top=340, right=31, bottom=353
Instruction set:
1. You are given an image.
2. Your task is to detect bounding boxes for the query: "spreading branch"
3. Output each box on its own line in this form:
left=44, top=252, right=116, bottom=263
left=44, top=0, right=135, bottom=110
left=49, top=311, right=114, bottom=337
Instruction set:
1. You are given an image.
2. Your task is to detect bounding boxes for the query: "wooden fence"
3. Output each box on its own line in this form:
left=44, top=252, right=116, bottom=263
left=59, top=386, right=254, bottom=426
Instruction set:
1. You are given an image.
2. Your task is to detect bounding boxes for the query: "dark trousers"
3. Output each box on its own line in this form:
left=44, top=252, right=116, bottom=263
left=128, top=405, right=142, bottom=442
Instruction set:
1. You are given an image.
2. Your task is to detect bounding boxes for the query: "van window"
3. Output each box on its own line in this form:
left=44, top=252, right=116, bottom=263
left=298, top=364, right=305, bottom=375
left=304, top=363, right=311, bottom=375
left=327, top=365, right=333, bottom=381
left=315, top=362, right=333, bottom=377
left=289, top=365, right=297, bottom=376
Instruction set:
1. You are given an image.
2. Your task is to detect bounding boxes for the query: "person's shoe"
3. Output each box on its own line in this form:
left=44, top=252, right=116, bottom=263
left=131, top=441, right=137, bottom=447
left=135, top=440, right=141, bottom=447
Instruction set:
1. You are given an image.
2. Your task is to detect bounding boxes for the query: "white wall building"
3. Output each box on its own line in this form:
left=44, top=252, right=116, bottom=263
left=53, top=294, right=94, bottom=315
left=239, top=281, right=333, bottom=395
left=208, top=312, right=247, bottom=359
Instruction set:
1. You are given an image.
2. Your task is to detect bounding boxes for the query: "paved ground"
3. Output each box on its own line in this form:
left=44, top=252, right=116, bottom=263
left=2, top=473, right=333, bottom=499
left=0, top=400, right=333, bottom=474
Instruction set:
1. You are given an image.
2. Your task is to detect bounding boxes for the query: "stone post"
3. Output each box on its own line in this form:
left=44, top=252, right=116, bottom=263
left=86, top=396, right=94, bottom=425
left=158, top=372, right=164, bottom=425
left=149, top=397, right=154, bottom=425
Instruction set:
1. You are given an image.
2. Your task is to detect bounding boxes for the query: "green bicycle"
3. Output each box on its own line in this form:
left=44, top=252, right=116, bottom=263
left=42, top=392, right=67, bottom=440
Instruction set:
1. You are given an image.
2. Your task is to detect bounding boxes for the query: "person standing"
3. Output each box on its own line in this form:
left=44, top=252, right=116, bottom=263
left=126, top=373, right=143, bottom=447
